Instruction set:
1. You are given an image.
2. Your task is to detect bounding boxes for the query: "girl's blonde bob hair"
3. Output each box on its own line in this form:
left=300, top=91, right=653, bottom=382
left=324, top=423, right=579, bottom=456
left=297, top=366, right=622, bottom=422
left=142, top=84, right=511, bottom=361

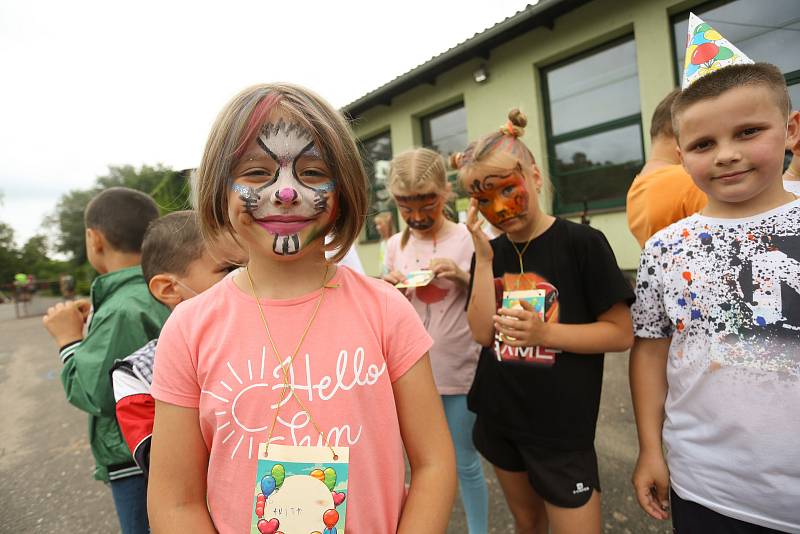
left=195, top=83, right=368, bottom=263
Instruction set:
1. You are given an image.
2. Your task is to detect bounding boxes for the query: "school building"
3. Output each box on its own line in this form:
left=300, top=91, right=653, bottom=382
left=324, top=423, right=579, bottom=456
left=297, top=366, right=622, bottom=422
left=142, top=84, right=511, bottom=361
left=345, top=0, right=800, bottom=276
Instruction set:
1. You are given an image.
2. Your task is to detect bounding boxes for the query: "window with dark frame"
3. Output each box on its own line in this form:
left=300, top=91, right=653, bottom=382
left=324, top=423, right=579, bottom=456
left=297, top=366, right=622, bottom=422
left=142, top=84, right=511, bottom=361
left=421, top=103, right=468, bottom=160
left=421, top=103, right=470, bottom=213
left=542, top=37, right=645, bottom=215
left=359, top=131, right=395, bottom=242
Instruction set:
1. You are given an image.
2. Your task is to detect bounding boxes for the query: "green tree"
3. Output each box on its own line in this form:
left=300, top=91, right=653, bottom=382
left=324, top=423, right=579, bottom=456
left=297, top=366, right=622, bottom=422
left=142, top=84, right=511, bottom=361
left=0, top=222, right=21, bottom=286
left=45, top=164, right=191, bottom=263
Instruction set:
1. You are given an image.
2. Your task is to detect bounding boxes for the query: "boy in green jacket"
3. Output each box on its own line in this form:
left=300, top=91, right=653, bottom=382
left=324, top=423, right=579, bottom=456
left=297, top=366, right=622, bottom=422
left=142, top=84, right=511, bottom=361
left=43, top=187, right=169, bottom=534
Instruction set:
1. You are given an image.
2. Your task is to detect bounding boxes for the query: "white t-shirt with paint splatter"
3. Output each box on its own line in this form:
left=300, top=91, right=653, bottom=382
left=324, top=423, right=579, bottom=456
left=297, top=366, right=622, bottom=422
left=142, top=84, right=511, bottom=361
left=784, top=179, right=800, bottom=195
left=632, top=199, right=800, bottom=532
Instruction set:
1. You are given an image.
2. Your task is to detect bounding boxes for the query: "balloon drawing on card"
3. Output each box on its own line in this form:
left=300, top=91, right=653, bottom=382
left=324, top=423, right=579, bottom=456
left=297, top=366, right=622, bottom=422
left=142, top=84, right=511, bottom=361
left=251, top=444, right=348, bottom=534
left=499, top=289, right=545, bottom=342
left=395, top=270, right=435, bottom=288
left=682, top=12, right=753, bottom=89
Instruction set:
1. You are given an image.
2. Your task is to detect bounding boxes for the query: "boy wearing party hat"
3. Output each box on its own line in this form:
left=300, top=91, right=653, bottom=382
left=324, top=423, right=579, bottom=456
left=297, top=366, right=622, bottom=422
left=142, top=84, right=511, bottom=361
left=629, top=13, right=800, bottom=533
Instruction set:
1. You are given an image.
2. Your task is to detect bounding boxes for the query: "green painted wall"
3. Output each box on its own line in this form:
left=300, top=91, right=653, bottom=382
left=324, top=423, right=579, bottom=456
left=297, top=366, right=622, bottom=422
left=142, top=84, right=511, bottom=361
left=351, top=0, right=707, bottom=276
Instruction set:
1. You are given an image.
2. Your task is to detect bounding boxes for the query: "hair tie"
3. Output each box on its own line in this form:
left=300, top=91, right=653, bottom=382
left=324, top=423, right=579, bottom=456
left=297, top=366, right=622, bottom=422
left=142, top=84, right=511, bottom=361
left=503, top=120, right=520, bottom=138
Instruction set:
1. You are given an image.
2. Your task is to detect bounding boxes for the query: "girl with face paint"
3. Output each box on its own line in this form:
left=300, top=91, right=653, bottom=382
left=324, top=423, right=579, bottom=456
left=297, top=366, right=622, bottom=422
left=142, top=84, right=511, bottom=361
left=452, top=109, right=635, bottom=534
left=147, top=84, right=456, bottom=534
left=383, top=148, right=488, bottom=534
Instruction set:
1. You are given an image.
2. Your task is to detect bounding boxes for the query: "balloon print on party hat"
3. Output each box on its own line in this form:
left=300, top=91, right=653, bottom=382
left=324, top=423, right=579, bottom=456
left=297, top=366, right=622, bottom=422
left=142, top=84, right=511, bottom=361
left=682, top=12, right=753, bottom=89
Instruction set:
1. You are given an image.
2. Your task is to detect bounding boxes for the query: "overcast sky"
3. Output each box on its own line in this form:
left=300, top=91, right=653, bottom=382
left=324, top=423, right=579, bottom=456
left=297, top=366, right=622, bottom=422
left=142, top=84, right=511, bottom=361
left=0, top=0, right=533, bottom=248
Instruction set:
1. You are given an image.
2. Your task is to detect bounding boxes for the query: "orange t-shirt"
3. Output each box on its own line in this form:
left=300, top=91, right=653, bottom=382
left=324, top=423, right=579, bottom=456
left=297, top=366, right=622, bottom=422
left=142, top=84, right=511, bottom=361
left=151, top=267, right=433, bottom=534
left=626, top=164, right=707, bottom=247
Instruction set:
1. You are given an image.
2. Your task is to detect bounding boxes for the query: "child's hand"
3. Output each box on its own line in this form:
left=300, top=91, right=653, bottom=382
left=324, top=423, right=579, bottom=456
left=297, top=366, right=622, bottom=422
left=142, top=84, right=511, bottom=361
left=493, top=300, right=548, bottom=347
left=466, top=199, right=493, bottom=263
left=74, top=298, right=92, bottom=321
left=382, top=271, right=406, bottom=286
left=43, top=301, right=86, bottom=347
left=429, top=258, right=468, bottom=286
left=632, top=449, right=670, bottom=521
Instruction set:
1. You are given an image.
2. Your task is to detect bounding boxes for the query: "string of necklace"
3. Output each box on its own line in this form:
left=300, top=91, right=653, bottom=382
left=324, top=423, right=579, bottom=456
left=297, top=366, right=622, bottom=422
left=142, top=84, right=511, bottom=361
left=413, top=225, right=439, bottom=265
left=245, top=264, right=338, bottom=460
left=509, top=218, right=547, bottom=289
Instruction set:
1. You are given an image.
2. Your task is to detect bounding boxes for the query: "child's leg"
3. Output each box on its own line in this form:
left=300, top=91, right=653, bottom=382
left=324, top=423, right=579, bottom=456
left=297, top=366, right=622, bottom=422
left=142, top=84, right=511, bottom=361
left=493, top=466, right=549, bottom=534
left=544, top=490, right=601, bottom=534
left=441, top=395, right=488, bottom=534
left=473, top=416, right=548, bottom=534
left=109, top=474, right=149, bottom=534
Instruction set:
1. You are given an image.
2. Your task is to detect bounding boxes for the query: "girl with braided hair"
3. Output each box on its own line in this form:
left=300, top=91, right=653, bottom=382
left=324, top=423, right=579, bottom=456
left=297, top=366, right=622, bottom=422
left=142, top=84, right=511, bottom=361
left=383, top=147, right=488, bottom=533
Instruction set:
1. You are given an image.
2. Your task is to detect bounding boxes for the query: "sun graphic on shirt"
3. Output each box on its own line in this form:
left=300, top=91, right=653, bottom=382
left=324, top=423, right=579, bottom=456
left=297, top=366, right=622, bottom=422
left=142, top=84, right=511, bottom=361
left=201, top=349, right=288, bottom=460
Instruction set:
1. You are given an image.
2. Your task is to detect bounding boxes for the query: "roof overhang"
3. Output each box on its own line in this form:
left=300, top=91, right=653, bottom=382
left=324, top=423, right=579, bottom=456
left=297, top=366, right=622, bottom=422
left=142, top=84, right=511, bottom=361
left=342, top=0, right=593, bottom=119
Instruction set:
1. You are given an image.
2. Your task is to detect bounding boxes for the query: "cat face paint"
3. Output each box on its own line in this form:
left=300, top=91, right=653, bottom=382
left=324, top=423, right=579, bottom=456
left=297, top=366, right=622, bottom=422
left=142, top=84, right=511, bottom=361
left=468, top=172, right=529, bottom=228
left=394, top=192, right=443, bottom=232
left=230, top=119, right=336, bottom=257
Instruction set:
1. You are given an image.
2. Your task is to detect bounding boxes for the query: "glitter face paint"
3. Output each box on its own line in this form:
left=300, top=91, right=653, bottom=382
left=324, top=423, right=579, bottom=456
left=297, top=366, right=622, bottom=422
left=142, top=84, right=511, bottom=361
left=395, top=192, right=443, bottom=232
left=467, top=172, right=529, bottom=228
left=231, top=119, right=336, bottom=256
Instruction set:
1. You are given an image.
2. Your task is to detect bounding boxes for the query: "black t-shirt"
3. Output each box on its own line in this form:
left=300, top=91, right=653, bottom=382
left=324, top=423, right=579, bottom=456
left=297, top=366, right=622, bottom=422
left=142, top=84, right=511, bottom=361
left=467, top=218, right=634, bottom=449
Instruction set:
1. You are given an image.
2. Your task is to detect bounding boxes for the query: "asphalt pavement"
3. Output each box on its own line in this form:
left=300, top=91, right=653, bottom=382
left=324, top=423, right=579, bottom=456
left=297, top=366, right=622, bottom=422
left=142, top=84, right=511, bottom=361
left=0, top=300, right=670, bottom=533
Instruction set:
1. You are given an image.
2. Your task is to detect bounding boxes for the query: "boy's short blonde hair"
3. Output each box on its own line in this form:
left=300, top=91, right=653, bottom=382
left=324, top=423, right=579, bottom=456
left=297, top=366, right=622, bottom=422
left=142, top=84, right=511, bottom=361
left=195, top=83, right=368, bottom=263
left=672, top=63, right=791, bottom=137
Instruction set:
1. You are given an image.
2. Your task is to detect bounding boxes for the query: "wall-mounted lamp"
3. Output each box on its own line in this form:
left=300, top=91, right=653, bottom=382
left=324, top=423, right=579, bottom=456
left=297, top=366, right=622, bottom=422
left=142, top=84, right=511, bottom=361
left=472, top=65, right=489, bottom=84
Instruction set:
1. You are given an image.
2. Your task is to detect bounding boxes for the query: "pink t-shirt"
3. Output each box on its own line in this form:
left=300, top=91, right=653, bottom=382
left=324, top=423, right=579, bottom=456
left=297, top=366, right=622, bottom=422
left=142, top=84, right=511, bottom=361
left=150, top=266, right=432, bottom=534
left=384, top=223, right=480, bottom=394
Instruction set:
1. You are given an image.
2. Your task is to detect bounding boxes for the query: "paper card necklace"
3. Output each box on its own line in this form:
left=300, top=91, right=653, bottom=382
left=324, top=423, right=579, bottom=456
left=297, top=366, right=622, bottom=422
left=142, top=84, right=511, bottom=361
left=245, top=265, right=348, bottom=534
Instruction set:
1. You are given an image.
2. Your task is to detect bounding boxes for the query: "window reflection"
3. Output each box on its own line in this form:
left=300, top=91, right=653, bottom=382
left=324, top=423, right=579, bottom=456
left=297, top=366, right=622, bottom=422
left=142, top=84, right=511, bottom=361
left=360, top=132, right=394, bottom=241
left=422, top=105, right=468, bottom=158
left=672, top=0, right=800, bottom=80
left=547, top=40, right=641, bottom=136
left=553, top=125, right=643, bottom=207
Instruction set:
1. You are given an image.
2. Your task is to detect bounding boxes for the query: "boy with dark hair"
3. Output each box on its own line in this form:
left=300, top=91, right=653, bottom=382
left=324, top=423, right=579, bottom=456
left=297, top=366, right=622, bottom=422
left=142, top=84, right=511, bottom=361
left=43, top=187, right=169, bottom=534
left=626, top=88, right=707, bottom=247
left=630, top=16, right=800, bottom=533
left=112, top=210, right=244, bottom=475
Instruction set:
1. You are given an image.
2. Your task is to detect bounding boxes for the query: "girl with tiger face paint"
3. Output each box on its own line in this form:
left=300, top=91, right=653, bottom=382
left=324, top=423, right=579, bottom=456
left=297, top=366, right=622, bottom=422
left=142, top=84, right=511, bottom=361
left=451, top=109, right=634, bottom=534
left=467, top=169, right=531, bottom=229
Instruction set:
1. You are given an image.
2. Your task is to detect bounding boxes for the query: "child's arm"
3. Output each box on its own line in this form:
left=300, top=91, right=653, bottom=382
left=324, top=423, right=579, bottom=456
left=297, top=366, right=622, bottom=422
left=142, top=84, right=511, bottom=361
left=56, top=308, right=154, bottom=418
left=494, top=300, right=633, bottom=354
left=112, top=364, right=155, bottom=473
left=148, top=400, right=217, bottom=533
left=465, top=200, right=496, bottom=346
left=629, top=337, right=670, bottom=521
left=393, top=354, right=457, bottom=533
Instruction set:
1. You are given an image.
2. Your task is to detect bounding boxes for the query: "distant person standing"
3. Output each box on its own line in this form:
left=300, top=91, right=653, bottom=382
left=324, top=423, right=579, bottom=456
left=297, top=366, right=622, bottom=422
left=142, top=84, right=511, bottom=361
left=374, top=211, right=395, bottom=275
left=784, top=110, right=800, bottom=194
left=42, top=187, right=169, bottom=534
left=59, top=273, right=76, bottom=300
left=626, top=89, right=707, bottom=247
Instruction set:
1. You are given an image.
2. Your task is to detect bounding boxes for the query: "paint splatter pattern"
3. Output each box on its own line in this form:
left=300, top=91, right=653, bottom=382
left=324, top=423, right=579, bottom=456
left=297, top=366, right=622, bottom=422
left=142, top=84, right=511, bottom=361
left=633, top=201, right=800, bottom=380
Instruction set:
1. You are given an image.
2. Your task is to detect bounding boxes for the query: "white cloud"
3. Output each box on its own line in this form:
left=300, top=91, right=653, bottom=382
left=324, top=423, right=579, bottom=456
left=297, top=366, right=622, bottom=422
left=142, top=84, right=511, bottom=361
left=0, top=0, right=532, bottom=246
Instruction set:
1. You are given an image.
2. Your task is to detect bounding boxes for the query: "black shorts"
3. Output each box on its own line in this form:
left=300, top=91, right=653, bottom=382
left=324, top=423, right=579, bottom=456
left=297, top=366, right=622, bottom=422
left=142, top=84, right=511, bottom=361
left=472, top=415, right=599, bottom=508
left=671, top=489, right=787, bottom=534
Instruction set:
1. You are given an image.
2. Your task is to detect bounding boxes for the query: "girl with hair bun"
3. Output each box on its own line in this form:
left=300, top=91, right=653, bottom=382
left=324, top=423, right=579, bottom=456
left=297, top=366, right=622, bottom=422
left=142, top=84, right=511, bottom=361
left=454, top=109, right=635, bottom=533
left=383, top=147, right=488, bottom=534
